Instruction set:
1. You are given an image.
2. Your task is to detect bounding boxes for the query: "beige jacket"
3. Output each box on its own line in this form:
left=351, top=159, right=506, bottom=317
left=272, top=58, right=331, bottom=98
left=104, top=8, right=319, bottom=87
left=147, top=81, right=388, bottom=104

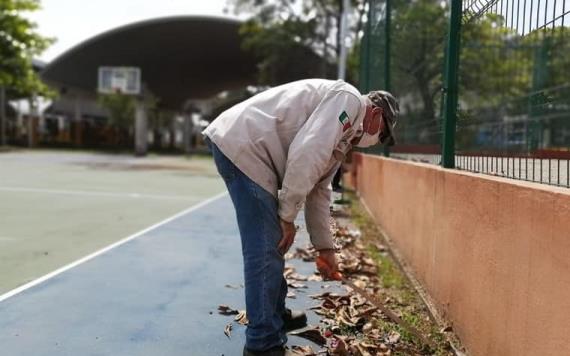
left=203, top=79, right=366, bottom=250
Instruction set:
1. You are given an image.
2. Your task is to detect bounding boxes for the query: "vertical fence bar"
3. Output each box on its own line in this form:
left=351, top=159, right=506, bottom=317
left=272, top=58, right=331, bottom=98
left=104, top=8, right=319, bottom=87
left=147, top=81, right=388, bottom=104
left=544, top=0, right=548, bottom=29
left=501, top=155, right=505, bottom=176
left=364, top=0, right=373, bottom=93
left=557, top=159, right=560, bottom=186
left=441, top=0, right=462, bottom=168
left=537, top=0, right=541, bottom=29
left=383, top=0, right=392, bottom=157
left=549, top=159, right=551, bottom=185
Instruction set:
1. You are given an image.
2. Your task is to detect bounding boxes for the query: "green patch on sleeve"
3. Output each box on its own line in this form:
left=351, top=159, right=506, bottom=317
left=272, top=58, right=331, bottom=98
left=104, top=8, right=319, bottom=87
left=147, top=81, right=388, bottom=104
left=338, top=111, right=349, bottom=125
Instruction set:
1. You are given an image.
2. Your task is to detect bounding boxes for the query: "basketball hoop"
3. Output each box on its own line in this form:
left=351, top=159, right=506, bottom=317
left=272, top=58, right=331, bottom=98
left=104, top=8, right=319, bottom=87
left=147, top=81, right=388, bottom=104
left=98, top=67, right=141, bottom=95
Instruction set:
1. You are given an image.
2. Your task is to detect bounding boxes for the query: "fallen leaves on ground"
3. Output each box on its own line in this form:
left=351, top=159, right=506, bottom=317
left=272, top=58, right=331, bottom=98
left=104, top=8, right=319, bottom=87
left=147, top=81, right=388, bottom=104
left=218, top=306, right=247, bottom=338
left=285, top=216, right=448, bottom=355
left=215, top=207, right=452, bottom=354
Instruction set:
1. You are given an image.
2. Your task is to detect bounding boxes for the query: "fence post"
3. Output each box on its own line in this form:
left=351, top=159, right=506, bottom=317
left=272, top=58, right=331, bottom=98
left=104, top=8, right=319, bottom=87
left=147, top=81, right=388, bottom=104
left=441, top=0, right=462, bottom=168
left=383, top=0, right=392, bottom=157
left=364, top=0, right=373, bottom=92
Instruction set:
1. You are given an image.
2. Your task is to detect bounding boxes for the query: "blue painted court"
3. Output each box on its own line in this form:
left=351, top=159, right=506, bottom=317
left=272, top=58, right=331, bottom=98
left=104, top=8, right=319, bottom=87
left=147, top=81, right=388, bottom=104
left=0, top=192, right=330, bottom=355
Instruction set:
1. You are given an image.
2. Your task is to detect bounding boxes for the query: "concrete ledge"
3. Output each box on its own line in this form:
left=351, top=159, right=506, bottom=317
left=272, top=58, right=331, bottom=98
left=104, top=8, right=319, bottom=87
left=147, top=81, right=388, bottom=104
left=348, top=153, right=570, bottom=356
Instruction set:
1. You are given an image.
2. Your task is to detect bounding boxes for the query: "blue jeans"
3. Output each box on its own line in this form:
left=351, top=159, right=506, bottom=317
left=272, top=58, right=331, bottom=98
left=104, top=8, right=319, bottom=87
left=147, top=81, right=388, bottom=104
left=208, top=140, right=288, bottom=351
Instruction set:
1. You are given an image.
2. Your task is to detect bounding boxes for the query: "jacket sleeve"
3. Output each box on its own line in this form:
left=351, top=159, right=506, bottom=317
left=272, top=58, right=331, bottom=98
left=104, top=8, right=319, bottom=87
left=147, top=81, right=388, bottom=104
left=278, top=90, right=360, bottom=224
left=304, top=163, right=340, bottom=250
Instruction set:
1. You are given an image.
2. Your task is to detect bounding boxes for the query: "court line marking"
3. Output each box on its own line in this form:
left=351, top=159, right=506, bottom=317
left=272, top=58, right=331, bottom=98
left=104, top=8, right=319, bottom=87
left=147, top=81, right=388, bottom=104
left=0, top=186, right=201, bottom=201
left=0, top=191, right=228, bottom=303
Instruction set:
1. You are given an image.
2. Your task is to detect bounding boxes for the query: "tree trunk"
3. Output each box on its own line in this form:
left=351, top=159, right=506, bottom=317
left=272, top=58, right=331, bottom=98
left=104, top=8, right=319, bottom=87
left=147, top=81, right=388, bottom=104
left=169, top=121, right=176, bottom=151
left=153, top=128, right=162, bottom=151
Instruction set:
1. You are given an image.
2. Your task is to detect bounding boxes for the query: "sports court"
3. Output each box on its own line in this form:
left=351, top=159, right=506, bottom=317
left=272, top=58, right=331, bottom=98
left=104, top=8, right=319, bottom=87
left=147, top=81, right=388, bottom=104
left=0, top=150, right=326, bottom=355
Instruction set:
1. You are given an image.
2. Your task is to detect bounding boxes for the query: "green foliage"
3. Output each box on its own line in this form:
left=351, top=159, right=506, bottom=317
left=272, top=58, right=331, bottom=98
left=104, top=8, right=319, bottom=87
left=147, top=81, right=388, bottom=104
left=347, top=40, right=361, bottom=84
left=0, top=0, right=54, bottom=97
left=239, top=17, right=328, bottom=84
left=97, top=94, right=135, bottom=129
left=390, top=0, right=448, bottom=121
left=367, top=245, right=404, bottom=289
left=97, top=93, right=158, bottom=129
left=227, top=0, right=365, bottom=85
left=362, top=0, right=570, bottom=148
left=461, top=14, right=533, bottom=106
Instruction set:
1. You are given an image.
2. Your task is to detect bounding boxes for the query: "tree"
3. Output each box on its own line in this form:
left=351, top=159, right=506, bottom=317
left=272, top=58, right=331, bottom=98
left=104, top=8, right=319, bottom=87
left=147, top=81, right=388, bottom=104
left=97, top=92, right=158, bottom=147
left=97, top=93, right=135, bottom=146
left=0, top=0, right=53, bottom=144
left=226, top=0, right=365, bottom=85
left=97, top=94, right=136, bottom=129
left=0, top=0, right=53, bottom=97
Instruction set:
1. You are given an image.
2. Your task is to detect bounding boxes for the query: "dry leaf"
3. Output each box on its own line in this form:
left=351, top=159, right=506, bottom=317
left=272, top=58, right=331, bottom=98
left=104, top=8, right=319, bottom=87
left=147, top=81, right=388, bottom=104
left=224, top=284, right=242, bottom=289
left=330, top=336, right=348, bottom=355
left=352, top=280, right=366, bottom=289
left=387, top=331, right=401, bottom=344
left=218, top=305, right=239, bottom=315
left=224, top=323, right=232, bottom=338
left=355, top=343, right=372, bottom=356
left=290, top=327, right=327, bottom=346
left=290, top=247, right=316, bottom=262
left=234, top=311, right=249, bottom=325
left=356, top=306, right=378, bottom=317
left=288, top=281, right=308, bottom=289
left=284, top=266, right=296, bottom=277
left=287, top=272, right=309, bottom=281
left=290, top=345, right=316, bottom=355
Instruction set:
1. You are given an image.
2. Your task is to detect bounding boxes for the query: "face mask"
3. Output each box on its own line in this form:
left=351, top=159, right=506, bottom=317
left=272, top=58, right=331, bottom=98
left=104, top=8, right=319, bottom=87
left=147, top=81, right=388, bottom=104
left=354, top=131, right=379, bottom=148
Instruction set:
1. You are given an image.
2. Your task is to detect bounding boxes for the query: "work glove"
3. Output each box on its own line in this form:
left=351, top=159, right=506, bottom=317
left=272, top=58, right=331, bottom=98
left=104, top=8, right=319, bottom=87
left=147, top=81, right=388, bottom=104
left=316, top=249, right=341, bottom=280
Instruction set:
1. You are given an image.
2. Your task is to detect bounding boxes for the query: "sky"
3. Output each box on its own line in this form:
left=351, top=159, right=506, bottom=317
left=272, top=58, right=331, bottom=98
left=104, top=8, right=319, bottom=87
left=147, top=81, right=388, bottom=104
left=27, top=0, right=239, bottom=62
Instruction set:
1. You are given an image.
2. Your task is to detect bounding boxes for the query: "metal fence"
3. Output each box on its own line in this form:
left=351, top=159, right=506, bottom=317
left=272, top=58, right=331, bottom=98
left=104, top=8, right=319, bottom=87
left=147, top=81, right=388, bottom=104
left=360, top=0, right=570, bottom=188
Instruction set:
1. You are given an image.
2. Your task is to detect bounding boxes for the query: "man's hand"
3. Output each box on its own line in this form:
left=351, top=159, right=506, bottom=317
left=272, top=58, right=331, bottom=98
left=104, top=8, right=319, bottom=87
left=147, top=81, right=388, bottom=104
left=316, top=249, right=339, bottom=280
left=278, top=219, right=296, bottom=255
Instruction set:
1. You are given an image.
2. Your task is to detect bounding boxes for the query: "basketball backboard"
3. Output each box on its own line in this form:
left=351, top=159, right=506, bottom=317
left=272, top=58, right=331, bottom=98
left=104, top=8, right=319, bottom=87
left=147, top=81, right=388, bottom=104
left=98, top=67, right=141, bottom=95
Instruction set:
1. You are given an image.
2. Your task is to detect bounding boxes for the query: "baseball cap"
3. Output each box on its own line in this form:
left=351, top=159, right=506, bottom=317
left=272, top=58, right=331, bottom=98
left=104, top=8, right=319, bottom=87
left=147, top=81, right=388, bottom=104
left=367, top=90, right=399, bottom=146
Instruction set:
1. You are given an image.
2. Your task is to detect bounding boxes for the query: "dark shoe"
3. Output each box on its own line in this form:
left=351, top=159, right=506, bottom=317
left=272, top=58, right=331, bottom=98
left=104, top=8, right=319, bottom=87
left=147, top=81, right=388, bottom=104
left=243, top=345, right=286, bottom=356
left=282, top=308, right=307, bottom=331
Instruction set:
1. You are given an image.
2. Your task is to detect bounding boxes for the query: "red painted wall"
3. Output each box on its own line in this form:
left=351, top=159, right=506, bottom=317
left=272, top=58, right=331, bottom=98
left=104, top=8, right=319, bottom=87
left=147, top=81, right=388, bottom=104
left=348, top=153, right=570, bottom=356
